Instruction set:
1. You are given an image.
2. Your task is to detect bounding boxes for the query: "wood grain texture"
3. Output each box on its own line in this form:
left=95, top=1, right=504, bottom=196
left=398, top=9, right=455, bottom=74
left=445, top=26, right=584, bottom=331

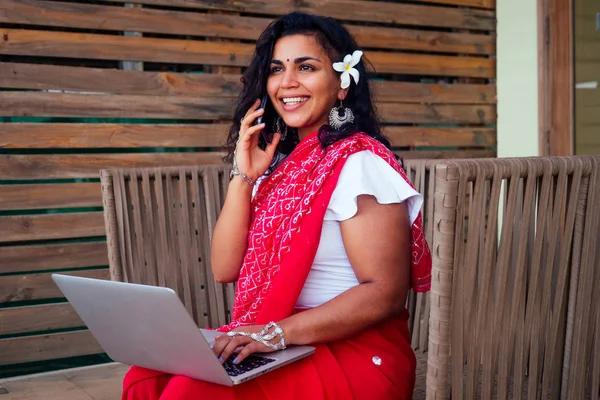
left=0, top=29, right=255, bottom=67
left=0, top=62, right=496, bottom=103
left=1, top=91, right=495, bottom=122
left=0, top=92, right=235, bottom=120
left=0, top=212, right=105, bottom=243
left=0, top=123, right=229, bottom=149
left=378, top=103, right=496, bottom=124
left=0, top=268, right=109, bottom=303
left=367, top=51, right=494, bottom=78
left=374, top=81, right=496, bottom=104
left=0, top=29, right=494, bottom=78
left=0, top=153, right=225, bottom=180
left=1, top=124, right=494, bottom=149
left=0, top=242, right=108, bottom=274
left=92, top=0, right=496, bottom=30
left=411, top=0, right=494, bottom=8
left=384, top=127, right=496, bottom=147
left=0, top=330, right=103, bottom=366
left=547, top=0, right=574, bottom=155
left=0, top=183, right=101, bottom=210
left=0, top=0, right=494, bottom=55
left=0, top=303, right=85, bottom=335
left=0, top=62, right=242, bottom=97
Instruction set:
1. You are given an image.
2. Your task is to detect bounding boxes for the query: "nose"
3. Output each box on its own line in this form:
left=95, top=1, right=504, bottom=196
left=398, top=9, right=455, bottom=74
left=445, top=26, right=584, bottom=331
left=280, top=67, right=299, bottom=89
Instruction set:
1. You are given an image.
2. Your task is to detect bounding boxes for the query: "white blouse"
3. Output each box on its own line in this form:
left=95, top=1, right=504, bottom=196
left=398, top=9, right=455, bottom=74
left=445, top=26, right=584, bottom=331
left=295, top=150, right=423, bottom=309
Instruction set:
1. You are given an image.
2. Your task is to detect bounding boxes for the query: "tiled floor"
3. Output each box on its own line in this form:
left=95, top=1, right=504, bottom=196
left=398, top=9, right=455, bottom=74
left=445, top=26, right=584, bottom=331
left=0, top=363, right=127, bottom=400
left=0, top=354, right=428, bottom=400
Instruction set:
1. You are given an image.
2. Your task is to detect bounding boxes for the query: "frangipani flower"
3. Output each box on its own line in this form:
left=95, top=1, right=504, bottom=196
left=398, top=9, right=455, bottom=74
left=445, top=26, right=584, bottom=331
left=333, top=50, right=363, bottom=89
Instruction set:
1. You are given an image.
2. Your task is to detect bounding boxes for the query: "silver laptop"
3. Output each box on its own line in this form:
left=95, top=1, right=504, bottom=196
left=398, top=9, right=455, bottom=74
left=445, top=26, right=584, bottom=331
left=51, top=274, right=315, bottom=386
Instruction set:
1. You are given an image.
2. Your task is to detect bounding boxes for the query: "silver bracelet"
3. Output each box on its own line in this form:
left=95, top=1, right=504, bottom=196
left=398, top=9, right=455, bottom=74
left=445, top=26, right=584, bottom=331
left=230, top=167, right=256, bottom=186
left=226, top=321, right=287, bottom=351
left=231, top=134, right=256, bottom=186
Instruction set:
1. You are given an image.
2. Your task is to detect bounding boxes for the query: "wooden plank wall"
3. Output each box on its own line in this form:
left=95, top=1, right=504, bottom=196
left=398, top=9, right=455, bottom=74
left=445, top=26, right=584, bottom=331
left=0, top=0, right=496, bottom=375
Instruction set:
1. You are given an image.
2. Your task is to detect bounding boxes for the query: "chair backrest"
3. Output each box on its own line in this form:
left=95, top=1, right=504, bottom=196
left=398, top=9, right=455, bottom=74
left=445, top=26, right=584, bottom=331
left=100, top=165, right=234, bottom=329
left=426, top=156, right=600, bottom=399
left=404, top=159, right=438, bottom=353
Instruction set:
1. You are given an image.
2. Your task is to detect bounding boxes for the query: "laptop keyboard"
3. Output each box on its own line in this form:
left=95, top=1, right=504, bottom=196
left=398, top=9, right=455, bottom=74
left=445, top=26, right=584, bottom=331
left=222, top=354, right=276, bottom=377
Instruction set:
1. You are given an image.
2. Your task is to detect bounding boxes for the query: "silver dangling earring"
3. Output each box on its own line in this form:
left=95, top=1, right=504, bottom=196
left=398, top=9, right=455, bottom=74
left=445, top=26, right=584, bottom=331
left=328, top=101, right=355, bottom=130
left=274, top=116, right=288, bottom=141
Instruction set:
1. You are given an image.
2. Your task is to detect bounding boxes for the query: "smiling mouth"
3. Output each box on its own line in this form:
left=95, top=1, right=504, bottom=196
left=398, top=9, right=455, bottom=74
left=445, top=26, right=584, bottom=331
left=281, top=97, right=309, bottom=106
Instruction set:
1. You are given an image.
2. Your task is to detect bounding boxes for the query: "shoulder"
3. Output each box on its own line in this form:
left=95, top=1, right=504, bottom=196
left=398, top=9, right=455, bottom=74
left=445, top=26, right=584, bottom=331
left=325, top=150, right=423, bottom=224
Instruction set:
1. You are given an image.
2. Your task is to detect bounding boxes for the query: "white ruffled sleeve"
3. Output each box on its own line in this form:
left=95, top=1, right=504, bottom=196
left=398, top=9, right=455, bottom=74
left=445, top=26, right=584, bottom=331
left=325, top=150, right=423, bottom=225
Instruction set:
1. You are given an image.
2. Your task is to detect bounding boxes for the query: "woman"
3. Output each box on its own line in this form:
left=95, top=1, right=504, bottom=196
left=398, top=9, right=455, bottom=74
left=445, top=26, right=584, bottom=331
left=123, top=12, right=431, bottom=399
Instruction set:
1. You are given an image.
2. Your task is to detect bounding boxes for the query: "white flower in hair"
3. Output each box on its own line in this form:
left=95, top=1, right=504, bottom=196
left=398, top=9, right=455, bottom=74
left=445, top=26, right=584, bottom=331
left=332, top=50, right=363, bottom=89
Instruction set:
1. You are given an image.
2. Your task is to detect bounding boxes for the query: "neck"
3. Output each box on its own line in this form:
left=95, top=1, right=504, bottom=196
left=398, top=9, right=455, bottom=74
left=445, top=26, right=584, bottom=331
left=298, top=118, right=328, bottom=141
left=297, top=128, right=313, bottom=142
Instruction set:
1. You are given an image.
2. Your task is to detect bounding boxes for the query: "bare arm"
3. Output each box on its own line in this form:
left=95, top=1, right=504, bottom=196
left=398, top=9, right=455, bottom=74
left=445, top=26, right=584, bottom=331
left=213, top=194, right=412, bottom=362
left=211, top=100, right=281, bottom=282
left=210, top=179, right=254, bottom=283
left=279, top=195, right=411, bottom=345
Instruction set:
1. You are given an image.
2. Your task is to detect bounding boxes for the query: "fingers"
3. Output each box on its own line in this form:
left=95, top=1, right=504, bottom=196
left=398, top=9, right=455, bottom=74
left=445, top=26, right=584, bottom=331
left=242, top=121, right=266, bottom=141
left=219, top=337, right=247, bottom=365
left=240, top=100, right=264, bottom=131
left=265, top=133, right=282, bottom=158
left=232, top=342, right=262, bottom=364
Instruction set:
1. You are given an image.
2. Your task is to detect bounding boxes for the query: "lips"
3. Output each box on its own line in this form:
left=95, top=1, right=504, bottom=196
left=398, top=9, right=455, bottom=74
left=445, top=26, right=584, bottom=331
left=280, top=96, right=309, bottom=112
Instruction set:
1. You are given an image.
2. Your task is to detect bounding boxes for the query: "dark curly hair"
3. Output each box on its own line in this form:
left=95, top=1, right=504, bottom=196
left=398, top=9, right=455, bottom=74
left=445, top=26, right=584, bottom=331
left=224, top=12, right=391, bottom=163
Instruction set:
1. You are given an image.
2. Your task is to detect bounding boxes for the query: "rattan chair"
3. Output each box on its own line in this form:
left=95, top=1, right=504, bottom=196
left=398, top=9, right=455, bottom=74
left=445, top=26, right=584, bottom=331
left=426, top=156, right=600, bottom=399
left=100, top=165, right=234, bottom=329
left=404, top=160, right=439, bottom=354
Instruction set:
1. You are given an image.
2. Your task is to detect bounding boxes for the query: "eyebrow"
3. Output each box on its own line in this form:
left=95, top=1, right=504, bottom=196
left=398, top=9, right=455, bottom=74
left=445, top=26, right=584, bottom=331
left=271, top=56, right=322, bottom=65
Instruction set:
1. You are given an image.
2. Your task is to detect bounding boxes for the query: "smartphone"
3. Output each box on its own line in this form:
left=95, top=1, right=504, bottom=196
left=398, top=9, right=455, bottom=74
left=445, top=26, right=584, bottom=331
left=256, top=95, right=273, bottom=144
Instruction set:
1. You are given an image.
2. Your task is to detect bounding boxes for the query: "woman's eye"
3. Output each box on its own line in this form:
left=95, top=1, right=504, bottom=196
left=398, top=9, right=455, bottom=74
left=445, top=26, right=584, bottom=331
left=270, top=66, right=282, bottom=73
left=300, top=64, right=315, bottom=71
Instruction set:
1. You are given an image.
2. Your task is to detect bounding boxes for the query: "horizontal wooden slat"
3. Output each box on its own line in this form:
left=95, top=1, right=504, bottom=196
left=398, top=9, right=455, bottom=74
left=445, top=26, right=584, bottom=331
left=0, top=242, right=108, bottom=274
left=0, top=268, right=109, bottom=303
left=1, top=92, right=495, bottom=122
left=0, top=28, right=253, bottom=67
left=348, top=25, right=494, bottom=56
left=0, top=153, right=225, bottom=180
left=384, top=127, right=496, bottom=147
left=381, top=103, right=495, bottom=124
left=0, top=303, right=84, bottom=335
left=0, top=30, right=495, bottom=78
left=0, top=62, right=242, bottom=97
left=0, top=92, right=234, bottom=119
left=0, top=212, right=105, bottom=243
left=0, top=63, right=497, bottom=104
left=412, top=0, right=494, bottom=9
left=367, top=51, right=494, bottom=78
left=0, top=124, right=495, bottom=149
left=396, top=149, right=495, bottom=159
left=375, top=81, right=496, bottom=104
left=0, top=330, right=103, bottom=366
left=95, top=0, right=496, bottom=31
left=0, top=0, right=494, bottom=55
left=0, top=123, right=228, bottom=149
left=0, top=183, right=101, bottom=210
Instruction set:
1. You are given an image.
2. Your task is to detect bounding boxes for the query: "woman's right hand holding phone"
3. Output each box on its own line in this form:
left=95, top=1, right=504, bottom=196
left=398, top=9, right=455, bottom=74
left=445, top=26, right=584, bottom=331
left=235, top=99, right=282, bottom=182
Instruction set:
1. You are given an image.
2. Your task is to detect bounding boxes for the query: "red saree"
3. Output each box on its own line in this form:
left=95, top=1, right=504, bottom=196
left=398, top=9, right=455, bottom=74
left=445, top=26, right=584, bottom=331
left=122, top=131, right=431, bottom=400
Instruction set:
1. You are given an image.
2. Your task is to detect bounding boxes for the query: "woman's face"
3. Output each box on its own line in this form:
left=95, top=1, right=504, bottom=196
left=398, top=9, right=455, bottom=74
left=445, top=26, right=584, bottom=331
left=266, top=34, right=346, bottom=139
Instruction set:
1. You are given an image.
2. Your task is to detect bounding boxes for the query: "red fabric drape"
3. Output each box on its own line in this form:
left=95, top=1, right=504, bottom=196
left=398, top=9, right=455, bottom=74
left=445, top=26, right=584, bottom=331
left=122, top=132, right=431, bottom=399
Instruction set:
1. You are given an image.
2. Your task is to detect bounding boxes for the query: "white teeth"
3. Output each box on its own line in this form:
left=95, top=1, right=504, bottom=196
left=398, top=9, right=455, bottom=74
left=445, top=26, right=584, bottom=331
left=282, top=97, right=308, bottom=105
